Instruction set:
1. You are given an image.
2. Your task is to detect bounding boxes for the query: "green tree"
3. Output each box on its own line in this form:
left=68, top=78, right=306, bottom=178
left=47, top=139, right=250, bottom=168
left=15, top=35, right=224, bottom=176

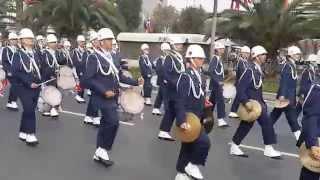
left=22, top=0, right=127, bottom=38
left=173, top=7, right=208, bottom=34
left=117, top=0, right=142, bottom=31
left=213, top=0, right=320, bottom=58
left=152, top=5, right=179, bottom=33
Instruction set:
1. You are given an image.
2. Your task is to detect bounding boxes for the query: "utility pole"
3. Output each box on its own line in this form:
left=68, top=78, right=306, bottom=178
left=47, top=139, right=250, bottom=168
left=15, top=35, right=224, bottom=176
left=210, top=0, right=218, bottom=58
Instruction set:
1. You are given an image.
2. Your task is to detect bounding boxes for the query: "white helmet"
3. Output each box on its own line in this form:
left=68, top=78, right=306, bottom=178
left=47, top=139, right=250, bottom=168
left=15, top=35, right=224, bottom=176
left=251, top=45, right=267, bottom=58
left=77, top=35, right=86, bottom=42
left=19, top=28, right=34, bottom=39
left=169, top=36, right=186, bottom=45
left=46, top=34, right=58, bottom=43
left=36, top=35, right=45, bottom=41
left=214, top=42, right=225, bottom=49
left=306, top=54, right=318, bottom=62
left=89, top=31, right=98, bottom=42
left=63, top=40, right=71, bottom=47
left=141, top=43, right=149, bottom=50
left=288, top=46, right=302, bottom=56
left=97, top=28, right=115, bottom=41
left=160, top=43, right=171, bottom=51
left=185, top=44, right=206, bottom=59
left=8, top=32, right=18, bottom=40
left=241, top=46, right=251, bottom=53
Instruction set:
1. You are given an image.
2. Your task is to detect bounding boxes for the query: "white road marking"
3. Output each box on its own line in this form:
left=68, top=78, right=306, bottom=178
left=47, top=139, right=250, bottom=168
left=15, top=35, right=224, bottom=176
left=228, top=143, right=299, bottom=158
left=60, top=110, right=135, bottom=126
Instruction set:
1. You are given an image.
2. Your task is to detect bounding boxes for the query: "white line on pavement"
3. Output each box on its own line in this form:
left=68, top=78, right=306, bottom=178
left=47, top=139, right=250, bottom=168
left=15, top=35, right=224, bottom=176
left=60, top=110, right=135, bottom=126
left=228, top=143, right=299, bottom=158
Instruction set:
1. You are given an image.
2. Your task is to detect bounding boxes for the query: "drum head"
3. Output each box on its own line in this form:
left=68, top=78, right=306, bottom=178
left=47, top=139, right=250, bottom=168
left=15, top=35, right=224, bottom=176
left=223, top=83, right=237, bottom=99
left=57, top=66, right=76, bottom=90
left=120, top=89, right=144, bottom=114
left=41, top=86, right=62, bottom=106
left=0, top=69, right=6, bottom=81
left=37, top=97, right=51, bottom=112
left=119, top=71, right=133, bottom=88
left=151, top=75, right=158, bottom=88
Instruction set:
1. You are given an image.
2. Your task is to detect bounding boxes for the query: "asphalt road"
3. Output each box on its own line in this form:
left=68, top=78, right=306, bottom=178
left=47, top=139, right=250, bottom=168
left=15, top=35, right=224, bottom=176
left=0, top=90, right=302, bottom=180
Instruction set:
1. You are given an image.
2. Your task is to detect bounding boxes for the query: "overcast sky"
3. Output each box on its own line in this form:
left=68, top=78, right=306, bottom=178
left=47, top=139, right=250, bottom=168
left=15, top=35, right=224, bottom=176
left=167, top=0, right=232, bottom=12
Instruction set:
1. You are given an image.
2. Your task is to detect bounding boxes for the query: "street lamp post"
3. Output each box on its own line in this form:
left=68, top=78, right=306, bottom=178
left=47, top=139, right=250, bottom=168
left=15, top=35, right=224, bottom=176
left=210, top=0, right=218, bottom=58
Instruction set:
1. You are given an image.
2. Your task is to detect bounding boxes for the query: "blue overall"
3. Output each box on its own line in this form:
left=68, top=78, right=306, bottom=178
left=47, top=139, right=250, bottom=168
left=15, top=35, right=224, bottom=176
left=299, top=84, right=320, bottom=180
left=84, top=49, right=99, bottom=118
left=270, top=60, right=300, bottom=132
left=83, top=50, right=138, bottom=150
left=230, top=57, right=249, bottom=113
left=175, top=68, right=210, bottom=173
left=159, top=52, right=185, bottom=132
left=208, top=55, right=225, bottom=119
left=154, top=56, right=165, bottom=109
left=139, top=54, right=153, bottom=98
left=232, top=63, right=277, bottom=145
left=2, top=46, right=18, bottom=104
left=297, top=65, right=316, bottom=117
left=11, top=48, right=42, bottom=134
left=72, top=48, right=85, bottom=98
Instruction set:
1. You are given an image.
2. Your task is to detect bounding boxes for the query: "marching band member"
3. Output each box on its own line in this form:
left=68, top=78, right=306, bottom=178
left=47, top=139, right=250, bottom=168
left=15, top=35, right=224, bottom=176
left=2, top=32, right=19, bottom=110
left=230, top=45, right=281, bottom=158
left=83, top=28, right=143, bottom=166
left=61, top=40, right=73, bottom=68
left=11, top=28, right=42, bottom=146
left=270, top=46, right=301, bottom=140
left=83, top=31, right=101, bottom=126
left=152, top=42, right=171, bottom=116
left=208, top=42, right=228, bottom=127
left=35, top=35, right=45, bottom=52
left=42, top=34, right=65, bottom=117
left=139, top=43, right=153, bottom=105
left=297, top=54, right=318, bottom=118
left=72, top=35, right=86, bottom=103
left=228, top=45, right=251, bottom=118
left=298, top=83, right=320, bottom=180
left=175, top=45, right=210, bottom=180
left=158, top=36, right=186, bottom=141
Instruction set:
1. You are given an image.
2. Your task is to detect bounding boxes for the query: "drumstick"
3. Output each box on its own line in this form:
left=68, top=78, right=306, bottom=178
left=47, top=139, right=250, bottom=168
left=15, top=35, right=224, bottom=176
left=36, top=78, right=57, bottom=86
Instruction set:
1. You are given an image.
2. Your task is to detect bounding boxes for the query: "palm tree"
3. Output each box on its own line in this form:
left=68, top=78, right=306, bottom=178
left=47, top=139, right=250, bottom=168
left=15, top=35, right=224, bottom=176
left=212, top=0, right=320, bottom=57
left=22, top=0, right=127, bottom=38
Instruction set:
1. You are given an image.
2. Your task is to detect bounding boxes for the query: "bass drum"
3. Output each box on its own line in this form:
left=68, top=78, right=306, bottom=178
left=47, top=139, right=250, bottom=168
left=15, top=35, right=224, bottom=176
left=57, top=66, right=77, bottom=90
left=41, top=86, right=62, bottom=106
left=0, top=68, right=6, bottom=81
left=151, top=75, right=158, bottom=88
left=119, top=88, right=144, bottom=114
left=223, top=83, right=237, bottom=99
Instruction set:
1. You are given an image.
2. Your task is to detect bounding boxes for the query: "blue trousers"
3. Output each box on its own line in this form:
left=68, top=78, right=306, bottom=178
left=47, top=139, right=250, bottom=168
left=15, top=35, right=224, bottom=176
left=270, top=105, right=300, bottom=132
left=232, top=103, right=277, bottom=145
left=154, top=86, right=163, bottom=109
left=17, top=85, right=40, bottom=134
left=296, top=102, right=303, bottom=118
left=7, top=78, right=18, bottom=103
left=86, top=95, right=99, bottom=117
left=160, top=98, right=184, bottom=132
left=143, top=77, right=152, bottom=98
left=230, top=95, right=241, bottom=113
left=95, top=95, right=119, bottom=150
left=300, top=167, right=320, bottom=180
left=209, top=82, right=225, bottom=119
left=176, top=131, right=211, bottom=173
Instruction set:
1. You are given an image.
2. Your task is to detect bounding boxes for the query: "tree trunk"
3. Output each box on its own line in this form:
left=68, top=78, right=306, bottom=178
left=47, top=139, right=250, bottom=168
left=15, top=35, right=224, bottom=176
left=210, top=0, right=218, bottom=58
left=15, top=0, right=23, bottom=29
